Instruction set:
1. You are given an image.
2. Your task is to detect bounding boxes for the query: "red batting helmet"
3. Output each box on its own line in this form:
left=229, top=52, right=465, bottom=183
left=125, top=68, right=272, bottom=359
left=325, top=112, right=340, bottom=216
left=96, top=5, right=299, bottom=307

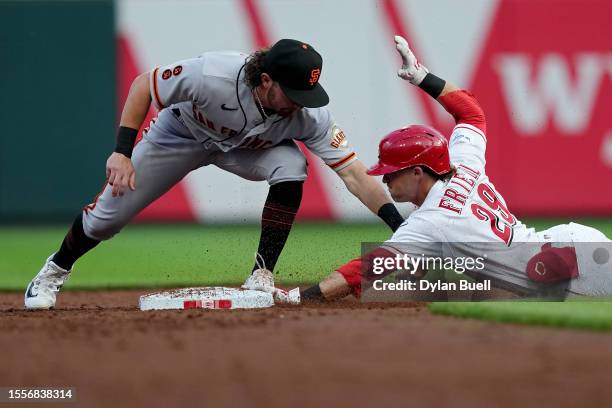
left=367, top=125, right=450, bottom=176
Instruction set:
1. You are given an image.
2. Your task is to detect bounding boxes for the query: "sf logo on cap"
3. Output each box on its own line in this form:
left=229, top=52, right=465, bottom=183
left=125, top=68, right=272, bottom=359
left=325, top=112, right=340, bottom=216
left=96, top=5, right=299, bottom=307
left=309, top=68, right=321, bottom=86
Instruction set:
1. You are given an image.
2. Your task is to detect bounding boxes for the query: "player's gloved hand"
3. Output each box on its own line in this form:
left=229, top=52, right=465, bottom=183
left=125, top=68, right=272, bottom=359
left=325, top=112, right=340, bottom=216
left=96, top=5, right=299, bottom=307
left=106, top=152, right=136, bottom=197
left=394, top=35, right=429, bottom=85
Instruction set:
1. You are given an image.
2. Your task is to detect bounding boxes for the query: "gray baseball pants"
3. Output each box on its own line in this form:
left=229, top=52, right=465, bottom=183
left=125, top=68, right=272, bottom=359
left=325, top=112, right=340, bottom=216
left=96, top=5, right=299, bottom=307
left=82, top=109, right=307, bottom=240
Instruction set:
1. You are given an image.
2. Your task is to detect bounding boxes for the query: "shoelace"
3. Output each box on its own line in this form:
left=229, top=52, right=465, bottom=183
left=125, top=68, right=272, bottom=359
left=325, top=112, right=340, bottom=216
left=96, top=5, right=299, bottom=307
left=252, top=253, right=273, bottom=286
left=254, top=252, right=267, bottom=271
left=34, top=266, right=70, bottom=293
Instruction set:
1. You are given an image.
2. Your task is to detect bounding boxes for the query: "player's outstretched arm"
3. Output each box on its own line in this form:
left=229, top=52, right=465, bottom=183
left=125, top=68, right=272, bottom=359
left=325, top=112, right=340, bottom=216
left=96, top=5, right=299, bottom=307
left=394, top=36, right=486, bottom=133
left=337, top=160, right=404, bottom=231
left=302, top=246, right=401, bottom=302
left=106, top=72, right=152, bottom=197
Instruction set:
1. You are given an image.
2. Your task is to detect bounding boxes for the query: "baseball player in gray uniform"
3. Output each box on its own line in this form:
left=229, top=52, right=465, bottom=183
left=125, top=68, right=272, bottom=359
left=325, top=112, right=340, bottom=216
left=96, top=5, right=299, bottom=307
left=25, top=39, right=404, bottom=309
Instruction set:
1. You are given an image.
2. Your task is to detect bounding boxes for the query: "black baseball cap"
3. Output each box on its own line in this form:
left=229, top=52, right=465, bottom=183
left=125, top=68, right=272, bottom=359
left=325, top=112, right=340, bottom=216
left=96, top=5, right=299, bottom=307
left=263, top=39, right=329, bottom=108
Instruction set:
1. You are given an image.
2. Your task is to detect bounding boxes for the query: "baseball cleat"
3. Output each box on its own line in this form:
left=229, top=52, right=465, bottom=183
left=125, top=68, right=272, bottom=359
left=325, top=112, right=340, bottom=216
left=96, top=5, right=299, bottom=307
left=242, top=268, right=275, bottom=293
left=273, top=287, right=301, bottom=305
left=24, top=254, right=71, bottom=310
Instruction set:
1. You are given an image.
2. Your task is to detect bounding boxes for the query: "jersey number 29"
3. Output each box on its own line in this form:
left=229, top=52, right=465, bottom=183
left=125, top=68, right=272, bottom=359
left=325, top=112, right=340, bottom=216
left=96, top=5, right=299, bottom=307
left=470, top=183, right=516, bottom=245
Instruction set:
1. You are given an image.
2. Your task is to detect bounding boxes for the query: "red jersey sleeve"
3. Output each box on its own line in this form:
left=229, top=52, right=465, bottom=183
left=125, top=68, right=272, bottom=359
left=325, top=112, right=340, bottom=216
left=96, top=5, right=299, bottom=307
left=438, top=90, right=486, bottom=135
left=336, top=247, right=398, bottom=298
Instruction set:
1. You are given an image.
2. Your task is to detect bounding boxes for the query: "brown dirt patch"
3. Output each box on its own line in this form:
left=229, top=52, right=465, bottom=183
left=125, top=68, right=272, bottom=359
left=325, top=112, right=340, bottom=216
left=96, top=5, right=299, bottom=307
left=1, top=290, right=612, bottom=407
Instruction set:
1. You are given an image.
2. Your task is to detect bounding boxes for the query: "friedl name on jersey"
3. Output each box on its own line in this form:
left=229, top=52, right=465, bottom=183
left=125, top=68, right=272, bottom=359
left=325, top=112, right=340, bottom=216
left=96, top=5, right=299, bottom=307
left=438, top=164, right=481, bottom=214
left=192, top=103, right=239, bottom=138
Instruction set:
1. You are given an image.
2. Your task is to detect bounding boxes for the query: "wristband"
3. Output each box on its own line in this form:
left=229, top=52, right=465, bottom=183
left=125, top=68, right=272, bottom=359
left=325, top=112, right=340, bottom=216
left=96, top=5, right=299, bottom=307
left=418, top=73, right=446, bottom=99
left=377, top=203, right=404, bottom=232
left=300, top=284, right=324, bottom=301
left=115, top=126, right=138, bottom=158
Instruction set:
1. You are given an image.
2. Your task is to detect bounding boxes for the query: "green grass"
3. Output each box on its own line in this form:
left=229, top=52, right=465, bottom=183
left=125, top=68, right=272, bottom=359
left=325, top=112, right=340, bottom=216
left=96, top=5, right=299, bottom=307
left=429, top=301, right=612, bottom=332
left=425, top=218, right=612, bottom=331
left=4, top=218, right=612, bottom=332
left=0, top=222, right=390, bottom=291
left=1, top=218, right=610, bottom=292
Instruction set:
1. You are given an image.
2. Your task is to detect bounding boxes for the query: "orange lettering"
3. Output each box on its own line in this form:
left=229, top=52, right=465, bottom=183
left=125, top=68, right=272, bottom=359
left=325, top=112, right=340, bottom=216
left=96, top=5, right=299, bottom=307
left=309, top=68, right=321, bottom=86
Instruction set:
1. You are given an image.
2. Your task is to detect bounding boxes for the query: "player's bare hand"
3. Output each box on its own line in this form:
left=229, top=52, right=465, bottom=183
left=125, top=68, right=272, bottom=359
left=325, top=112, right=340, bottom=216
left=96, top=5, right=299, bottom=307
left=394, top=35, right=428, bottom=85
left=106, top=152, right=136, bottom=197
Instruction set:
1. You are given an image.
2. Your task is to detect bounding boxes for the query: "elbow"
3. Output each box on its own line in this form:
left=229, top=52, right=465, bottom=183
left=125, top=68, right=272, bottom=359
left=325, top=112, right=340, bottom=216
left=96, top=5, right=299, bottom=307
left=465, top=105, right=486, bottom=134
left=466, top=103, right=486, bottom=132
left=440, top=90, right=486, bottom=133
left=468, top=99, right=486, bottom=124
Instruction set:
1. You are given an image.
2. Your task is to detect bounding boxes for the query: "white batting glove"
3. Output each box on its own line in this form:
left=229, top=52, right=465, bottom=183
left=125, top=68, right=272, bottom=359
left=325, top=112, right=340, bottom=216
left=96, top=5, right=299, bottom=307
left=394, top=35, right=428, bottom=85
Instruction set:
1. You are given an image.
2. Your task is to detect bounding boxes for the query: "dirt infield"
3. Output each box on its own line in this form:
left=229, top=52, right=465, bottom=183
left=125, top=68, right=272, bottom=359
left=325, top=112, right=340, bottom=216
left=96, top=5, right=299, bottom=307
left=1, top=290, right=612, bottom=407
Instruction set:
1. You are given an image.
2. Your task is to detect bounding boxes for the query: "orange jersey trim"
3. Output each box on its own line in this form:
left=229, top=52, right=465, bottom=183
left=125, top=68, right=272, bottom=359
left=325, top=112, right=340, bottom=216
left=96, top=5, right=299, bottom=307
left=329, top=152, right=356, bottom=170
left=151, top=68, right=164, bottom=109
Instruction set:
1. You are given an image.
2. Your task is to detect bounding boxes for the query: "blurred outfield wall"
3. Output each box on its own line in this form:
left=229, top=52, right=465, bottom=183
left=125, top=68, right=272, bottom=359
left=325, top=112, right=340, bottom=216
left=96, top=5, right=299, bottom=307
left=0, top=0, right=115, bottom=223
left=2, top=0, right=611, bottom=224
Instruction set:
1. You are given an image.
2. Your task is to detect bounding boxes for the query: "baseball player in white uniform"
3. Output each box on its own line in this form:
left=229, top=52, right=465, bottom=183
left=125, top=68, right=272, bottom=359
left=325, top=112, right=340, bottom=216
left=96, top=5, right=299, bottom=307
left=301, top=36, right=612, bottom=302
left=25, top=39, right=405, bottom=309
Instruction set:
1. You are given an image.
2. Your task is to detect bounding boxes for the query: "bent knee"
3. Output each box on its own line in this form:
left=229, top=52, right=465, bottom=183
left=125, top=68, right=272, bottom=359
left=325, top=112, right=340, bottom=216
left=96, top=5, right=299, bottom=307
left=82, top=210, right=129, bottom=241
left=268, top=155, right=308, bottom=185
